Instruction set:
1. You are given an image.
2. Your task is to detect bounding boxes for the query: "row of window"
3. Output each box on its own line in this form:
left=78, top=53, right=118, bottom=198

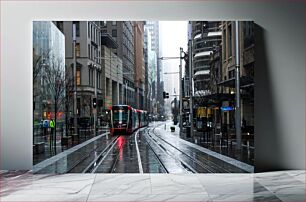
left=88, top=22, right=100, bottom=45
left=76, top=68, right=102, bottom=89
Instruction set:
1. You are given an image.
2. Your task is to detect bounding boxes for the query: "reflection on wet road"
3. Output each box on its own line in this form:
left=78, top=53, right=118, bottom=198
left=34, top=121, right=253, bottom=174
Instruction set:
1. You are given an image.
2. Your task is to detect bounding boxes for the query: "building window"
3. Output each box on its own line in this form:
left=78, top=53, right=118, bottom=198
left=76, top=43, right=80, bottom=57
left=73, top=21, right=80, bottom=37
left=89, top=69, right=91, bottom=86
left=228, top=24, right=232, bottom=57
left=112, top=29, right=117, bottom=37
left=88, top=44, right=90, bottom=58
left=88, top=23, right=90, bottom=38
left=91, top=46, right=94, bottom=60
left=228, top=70, right=235, bottom=79
left=112, top=21, right=117, bottom=26
left=76, top=69, right=81, bottom=85
left=223, top=28, right=226, bottom=60
left=98, top=50, right=100, bottom=63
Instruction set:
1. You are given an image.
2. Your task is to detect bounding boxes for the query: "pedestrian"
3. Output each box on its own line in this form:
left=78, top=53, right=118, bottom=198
left=43, top=119, right=49, bottom=138
left=49, top=119, right=55, bottom=145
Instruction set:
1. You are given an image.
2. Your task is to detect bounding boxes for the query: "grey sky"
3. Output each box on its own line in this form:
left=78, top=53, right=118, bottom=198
left=160, top=21, right=188, bottom=97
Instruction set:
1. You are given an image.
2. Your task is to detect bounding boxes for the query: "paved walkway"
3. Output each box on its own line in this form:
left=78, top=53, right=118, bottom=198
left=1, top=170, right=305, bottom=201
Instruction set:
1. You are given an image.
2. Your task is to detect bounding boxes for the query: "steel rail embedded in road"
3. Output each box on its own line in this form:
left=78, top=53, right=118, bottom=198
left=143, top=128, right=169, bottom=173
left=83, top=136, right=120, bottom=173
left=145, top=129, right=196, bottom=173
left=151, top=124, right=246, bottom=173
left=151, top=126, right=215, bottom=173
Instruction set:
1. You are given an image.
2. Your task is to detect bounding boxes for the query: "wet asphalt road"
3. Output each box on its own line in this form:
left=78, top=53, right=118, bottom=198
left=85, top=122, right=247, bottom=173
left=35, top=121, right=252, bottom=174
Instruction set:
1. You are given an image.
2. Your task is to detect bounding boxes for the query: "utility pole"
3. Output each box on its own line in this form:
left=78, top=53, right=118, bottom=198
left=235, top=21, right=241, bottom=150
left=93, top=64, right=97, bottom=137
left=179, top=47, right=183, bottom=135
left=73, top=24, right=78, bottom=136
left=188, top=39, right=194, bottom=138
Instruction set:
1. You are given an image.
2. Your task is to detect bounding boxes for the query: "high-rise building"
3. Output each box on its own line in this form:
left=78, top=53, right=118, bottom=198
left=192, top=21, right=222, bottom=97
left=145, top=21, right=163, bottom=115
left=100, top=33, right=123, bottom=109
left=58, top=21, right=103, bottom=119
left=218, top=21, right=254, bottom=130
left=144, top=25, right=157, bottom=114
left=133, top=21, right=145, bottom=109
left=33, top=21, right=65, bottom=144
left=189, top=21, right=254, bottom=135
left=101, top=21, right=135, bottom=107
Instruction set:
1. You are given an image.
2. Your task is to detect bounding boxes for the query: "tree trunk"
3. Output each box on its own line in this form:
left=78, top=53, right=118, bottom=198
left=54, top=100, right=57, bottom=154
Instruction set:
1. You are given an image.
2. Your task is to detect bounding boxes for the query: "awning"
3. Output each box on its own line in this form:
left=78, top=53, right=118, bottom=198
left=207, top=31, right=222, bottom=37
left=194, top=70, right=210, bottom=77
left=194, top=51, right=212, bottom=58
left=193, top=93, right=235, bottom=107
left=217, top=76, right=254, bottom=88
left=194, top=34, right=201, bottom=39
left=193, top=31, right=222, bottom=40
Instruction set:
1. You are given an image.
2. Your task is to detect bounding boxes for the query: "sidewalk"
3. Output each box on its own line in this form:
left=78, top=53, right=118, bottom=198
left=33, top=131, right=111, bottom=174
left=158, top=121, right=254, bottom=166
left=33, top=127, right=109, bottom=165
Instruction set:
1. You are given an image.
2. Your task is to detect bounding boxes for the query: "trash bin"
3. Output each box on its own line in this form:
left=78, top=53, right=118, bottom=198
left=170, top=126, right=175, bottom=132
left=186, top=126, right=191, bottom=138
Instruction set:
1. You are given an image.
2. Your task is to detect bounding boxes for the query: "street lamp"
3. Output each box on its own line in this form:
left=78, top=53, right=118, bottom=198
left=73, top=24, right=78, bottom=136
left=158, top=48, right=186, bottom=135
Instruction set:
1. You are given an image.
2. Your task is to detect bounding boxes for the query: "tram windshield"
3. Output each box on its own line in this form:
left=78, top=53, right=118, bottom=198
left=113, top=109, right=128, bottom=123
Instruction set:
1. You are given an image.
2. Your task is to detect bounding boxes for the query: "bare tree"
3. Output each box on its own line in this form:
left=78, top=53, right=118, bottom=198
left=43, top=55, right=66, bottom=152
left=64, top=65, right=74, bottom=138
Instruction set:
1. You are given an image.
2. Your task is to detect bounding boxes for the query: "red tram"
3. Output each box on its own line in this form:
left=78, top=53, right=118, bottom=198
left=109, top=105, right=148, bottom=135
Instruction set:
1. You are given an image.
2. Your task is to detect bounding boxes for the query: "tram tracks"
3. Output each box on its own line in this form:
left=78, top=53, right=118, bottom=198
left=66, top=134, right=116, bottom=173
left=84, top=135, right=122, bottom=173
left=146, top=123, right=240, bottom=173
left=144, top=127, right=196, bottom=173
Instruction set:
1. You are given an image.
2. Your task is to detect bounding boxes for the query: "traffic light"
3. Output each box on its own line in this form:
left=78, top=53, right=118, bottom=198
left=163, top=91, right=169, bottom=99
left=93, top=97, right=97, bottom=108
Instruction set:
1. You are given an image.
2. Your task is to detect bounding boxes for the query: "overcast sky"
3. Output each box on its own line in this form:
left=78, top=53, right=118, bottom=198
left=159, top=21, right=188, bottom=98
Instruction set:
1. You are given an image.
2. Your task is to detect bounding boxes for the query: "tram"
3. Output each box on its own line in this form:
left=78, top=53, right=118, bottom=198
left=109, top=105, right=148, bottom=135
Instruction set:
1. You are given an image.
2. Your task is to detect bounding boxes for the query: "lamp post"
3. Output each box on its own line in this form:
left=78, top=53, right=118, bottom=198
left=188, top=40, right=194, bottom=138
left=235, top=21, right=241, bottom=150
left=158, top=48, right=185, bottom=135
left=73, top=24, right=78, bottom=136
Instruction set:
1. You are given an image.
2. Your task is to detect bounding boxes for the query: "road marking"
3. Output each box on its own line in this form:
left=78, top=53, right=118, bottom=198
left=135, top=130, right=143, bottom=174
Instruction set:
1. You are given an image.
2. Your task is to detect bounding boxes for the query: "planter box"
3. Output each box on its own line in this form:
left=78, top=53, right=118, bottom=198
left=33, top=142, right=45, bottom=154
left=61, top=136, right=72, bottom=145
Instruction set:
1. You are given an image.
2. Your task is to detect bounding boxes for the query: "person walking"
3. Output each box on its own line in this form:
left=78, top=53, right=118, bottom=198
left=49, top=119, right=55, bottom=147
left=43, top=119, right=49, bottom=138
